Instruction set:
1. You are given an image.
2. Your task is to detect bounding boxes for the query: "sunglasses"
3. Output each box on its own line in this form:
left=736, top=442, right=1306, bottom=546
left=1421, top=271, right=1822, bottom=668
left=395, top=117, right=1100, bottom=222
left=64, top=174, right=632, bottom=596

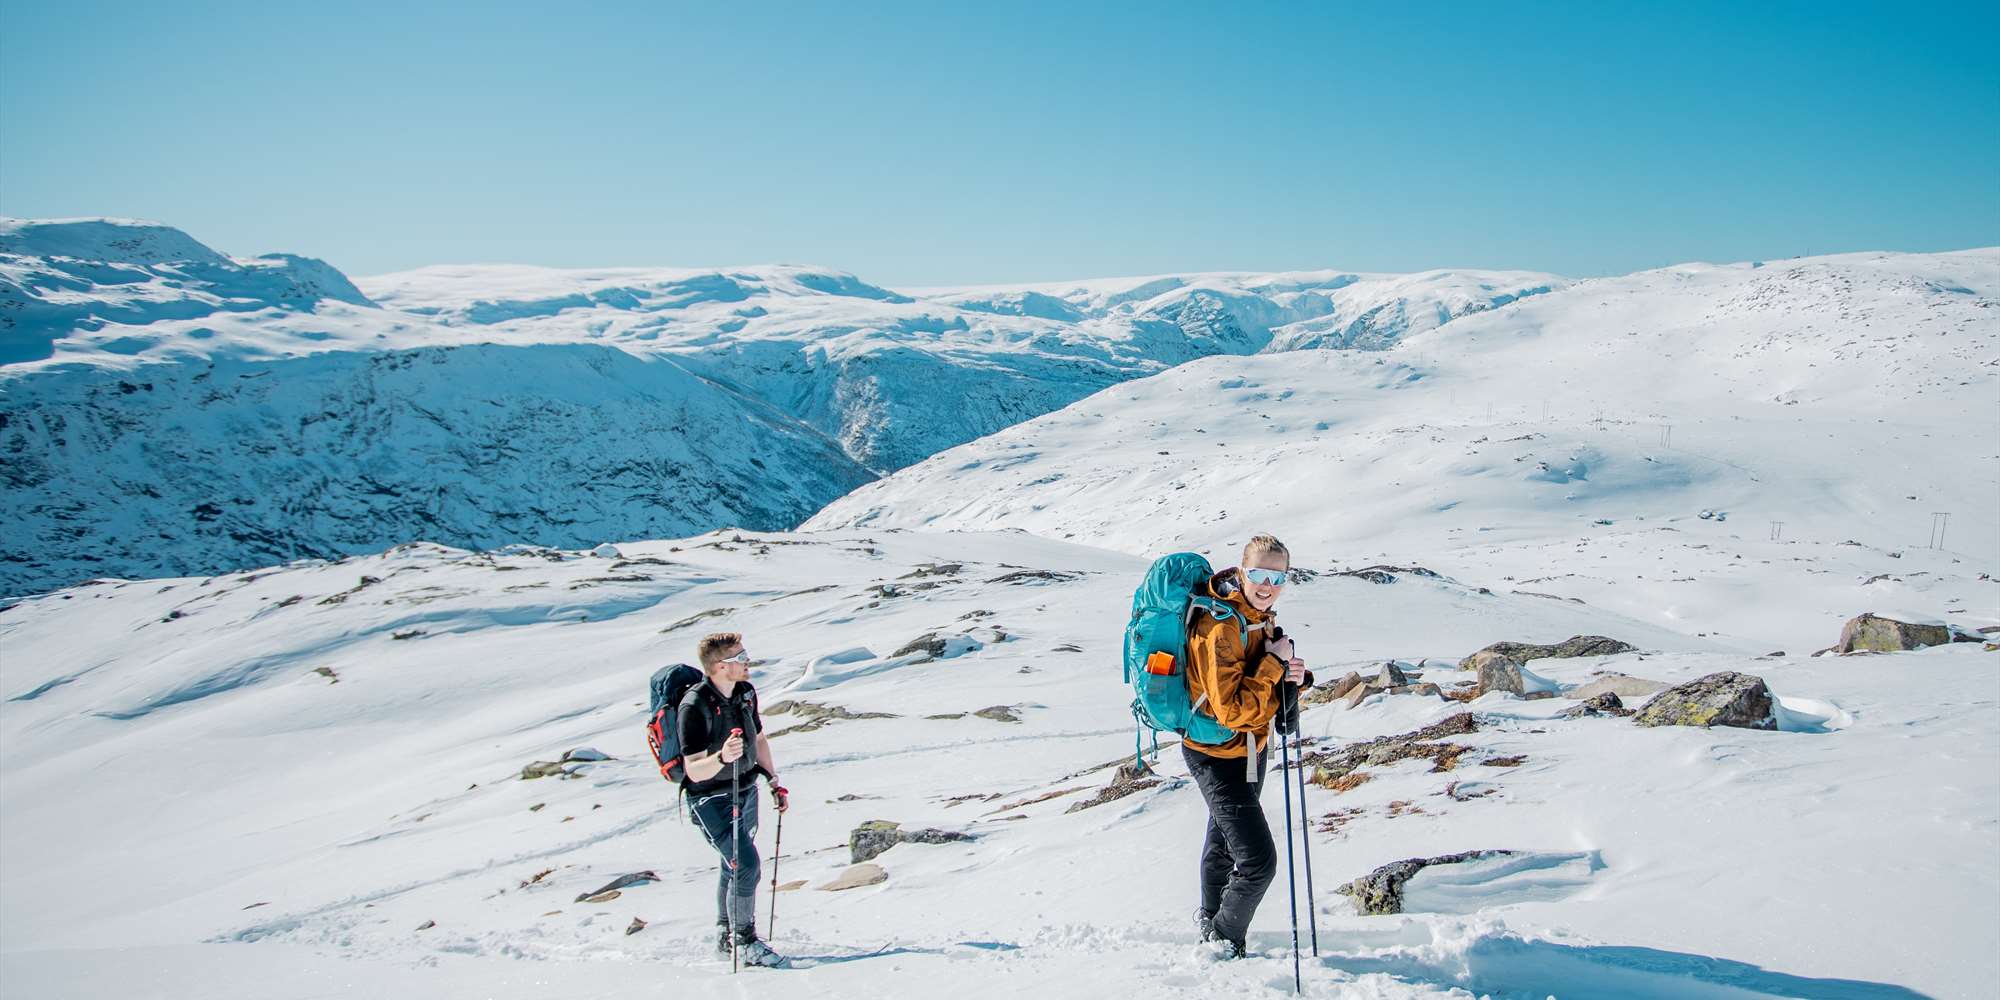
left=721, top=650, right=753, bottom=665
left=1243, top=568, right=1289, bottom=587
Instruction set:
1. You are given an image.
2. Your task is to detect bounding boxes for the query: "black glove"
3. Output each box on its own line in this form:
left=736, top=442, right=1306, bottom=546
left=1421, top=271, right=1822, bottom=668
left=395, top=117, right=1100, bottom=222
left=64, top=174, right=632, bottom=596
left=1276, top=680, right=1301, bottom=735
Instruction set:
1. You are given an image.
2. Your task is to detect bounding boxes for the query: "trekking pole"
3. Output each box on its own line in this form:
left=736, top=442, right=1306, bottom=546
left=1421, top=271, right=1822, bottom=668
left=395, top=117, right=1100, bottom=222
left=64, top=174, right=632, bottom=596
left=1289, top=683, right=1320, bottom=956
left=728, top=728, right=742, bottom=974
left=768, top=801, right=784, bottom=941
left=1277, top=721, right=1302, bottom=994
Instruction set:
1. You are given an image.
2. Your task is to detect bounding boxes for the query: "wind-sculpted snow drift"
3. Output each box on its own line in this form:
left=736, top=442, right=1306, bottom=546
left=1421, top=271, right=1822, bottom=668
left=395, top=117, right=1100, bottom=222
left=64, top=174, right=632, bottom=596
left=1, top=218, right=1562, bottom=597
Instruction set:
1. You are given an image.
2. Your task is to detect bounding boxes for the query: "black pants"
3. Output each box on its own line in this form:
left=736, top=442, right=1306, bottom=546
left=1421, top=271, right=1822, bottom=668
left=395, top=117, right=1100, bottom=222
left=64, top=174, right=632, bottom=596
left=1185, top=743, right=1274, bottom=945
left=687, top=785, right=761, bottom=931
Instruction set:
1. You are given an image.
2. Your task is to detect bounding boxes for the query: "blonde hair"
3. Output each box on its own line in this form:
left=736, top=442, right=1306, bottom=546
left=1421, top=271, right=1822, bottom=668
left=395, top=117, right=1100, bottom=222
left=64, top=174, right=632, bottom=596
left=697, top=631, right=743, bottom=668
left=1241, top=534, right=1290, bottom=569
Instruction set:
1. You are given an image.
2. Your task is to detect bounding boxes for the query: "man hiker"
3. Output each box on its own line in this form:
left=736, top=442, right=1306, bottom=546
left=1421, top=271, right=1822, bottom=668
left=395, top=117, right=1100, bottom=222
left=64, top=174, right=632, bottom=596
left=678, top=631, right=791, bottom=968
left=1184, top=534, right=1310, bottom=959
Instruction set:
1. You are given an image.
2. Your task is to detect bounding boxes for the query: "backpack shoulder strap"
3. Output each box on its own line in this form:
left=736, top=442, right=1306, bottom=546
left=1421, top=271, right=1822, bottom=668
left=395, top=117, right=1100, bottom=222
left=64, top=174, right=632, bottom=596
left=1188, top=596, right=1250, bottom=646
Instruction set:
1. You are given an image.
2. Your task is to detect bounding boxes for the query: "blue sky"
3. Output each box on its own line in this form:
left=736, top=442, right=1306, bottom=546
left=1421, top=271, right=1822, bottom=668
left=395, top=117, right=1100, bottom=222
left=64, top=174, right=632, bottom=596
left=3, top=1, right=1995, bottom=284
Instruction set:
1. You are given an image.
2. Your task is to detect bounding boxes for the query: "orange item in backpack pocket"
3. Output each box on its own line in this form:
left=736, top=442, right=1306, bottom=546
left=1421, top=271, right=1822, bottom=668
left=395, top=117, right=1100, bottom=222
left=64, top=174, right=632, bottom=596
left=1145, top=651, right=1176, bottom=675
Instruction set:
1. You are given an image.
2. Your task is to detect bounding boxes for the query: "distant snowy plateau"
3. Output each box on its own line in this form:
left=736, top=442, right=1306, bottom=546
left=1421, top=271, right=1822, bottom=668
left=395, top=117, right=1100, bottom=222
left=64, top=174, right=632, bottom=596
left=1, top=218, right=1997, bottom=999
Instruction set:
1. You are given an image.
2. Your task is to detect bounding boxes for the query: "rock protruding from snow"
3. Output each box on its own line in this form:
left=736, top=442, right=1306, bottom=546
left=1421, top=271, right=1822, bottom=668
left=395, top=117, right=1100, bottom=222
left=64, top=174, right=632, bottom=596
left=1559, top=691, right=1631, bottom=719
left=1337, top=850, right=1520, bottom=915
left=1568, top=673, right=1669, bottom=701
left=847, top=820, right=972, bottom=864
left=1304, top=713, right=1480, bottom=787
left=1474, top=656, right=1559, bottom=697
left=1457, top=635, right=1637, bottom=670
left=818, top=862, right=888, bottom=891
left=1835, top=613, right=1961, bottom=654
left=1064, top=763, right=1163, bottom=813
left=573, top=871, right=658, bottom=903
left=1305, top=671, right=1366, bottom=705
left=1632, top=672, right=1775, bottom=730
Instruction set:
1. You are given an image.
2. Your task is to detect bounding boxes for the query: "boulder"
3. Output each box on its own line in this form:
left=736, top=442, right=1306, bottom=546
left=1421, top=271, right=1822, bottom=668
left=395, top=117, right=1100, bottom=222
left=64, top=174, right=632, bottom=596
left=849, top=821, right=903, bottom=863
left=1632, top=672, right=1775, bottom=730
left=893, top=633, right=949, bottom=658
left=1835, top=613, right=1955, bottom=653
left=1458, top=635, right=1636, bottom=670
left=849, top=820, right=972, bottom=863
left=1475, top=656, right=1528, bottom=696
left=1375, top=662, right=1409, bottom=687
left=1568, top=674, right=1668, bottom=702
left=1337, top=682, right=1376, bottom=709
left=819, top=863, right=888, bottom=891
left=520, top=760, right=569, bottom=780
left=973, top=705, right=1022, bottom=723
left=1337, top=850, right=1519, bottom=915
left=1559, top=691, right=1630, bottom=719
left=1306, top=670, right=1365, bottom=705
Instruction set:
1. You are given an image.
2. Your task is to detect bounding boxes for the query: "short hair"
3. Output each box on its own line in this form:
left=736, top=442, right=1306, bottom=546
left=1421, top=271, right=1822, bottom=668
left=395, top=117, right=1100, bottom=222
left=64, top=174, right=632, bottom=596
left=1242, top=534, right=1290, bottom=569
left=697, top=632, right=743, bottom=668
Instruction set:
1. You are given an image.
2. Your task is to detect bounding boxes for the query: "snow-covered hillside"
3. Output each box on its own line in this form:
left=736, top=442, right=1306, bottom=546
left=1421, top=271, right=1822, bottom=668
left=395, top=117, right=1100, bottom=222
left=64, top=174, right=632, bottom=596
left=0, top=218, right=1558, bottom=598
left=3, top=529, right=1991, bottom=998
left=811, top=250, right=2000, bottom=653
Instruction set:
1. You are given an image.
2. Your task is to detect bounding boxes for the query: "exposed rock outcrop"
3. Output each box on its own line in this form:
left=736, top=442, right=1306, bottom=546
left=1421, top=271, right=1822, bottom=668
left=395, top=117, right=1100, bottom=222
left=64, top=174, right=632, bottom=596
left=1632, top=672, right=1774, bottom=730
left=1458, top=635, right=1636, bottom=670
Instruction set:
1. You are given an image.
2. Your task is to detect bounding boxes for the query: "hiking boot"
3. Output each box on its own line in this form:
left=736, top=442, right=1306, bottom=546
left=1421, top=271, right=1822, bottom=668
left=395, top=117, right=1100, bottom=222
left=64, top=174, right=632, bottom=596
left=733, top=931, right=790, bottom=969
left=1194, top=908, right=1218, bottom=943
left=1198, top=936, right=1247, bottom=961
left=714, top=923, right=733, bottom=957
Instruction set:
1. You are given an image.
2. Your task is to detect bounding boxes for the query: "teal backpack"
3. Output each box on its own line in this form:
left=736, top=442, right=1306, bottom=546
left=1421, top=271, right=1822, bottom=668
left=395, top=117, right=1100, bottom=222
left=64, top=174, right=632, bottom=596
left=1123, top=552, right=1250, bottom=766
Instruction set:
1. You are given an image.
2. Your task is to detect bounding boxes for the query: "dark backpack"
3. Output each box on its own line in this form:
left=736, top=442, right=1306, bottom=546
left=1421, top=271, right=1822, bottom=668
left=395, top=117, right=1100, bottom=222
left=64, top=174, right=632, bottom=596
left=644, top=664, right=707, bottom=784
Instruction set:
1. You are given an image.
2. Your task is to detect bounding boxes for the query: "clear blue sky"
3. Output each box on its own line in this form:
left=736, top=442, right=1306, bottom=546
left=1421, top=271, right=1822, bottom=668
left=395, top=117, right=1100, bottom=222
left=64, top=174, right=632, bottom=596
left=3, top=1, right=1995, bottom=284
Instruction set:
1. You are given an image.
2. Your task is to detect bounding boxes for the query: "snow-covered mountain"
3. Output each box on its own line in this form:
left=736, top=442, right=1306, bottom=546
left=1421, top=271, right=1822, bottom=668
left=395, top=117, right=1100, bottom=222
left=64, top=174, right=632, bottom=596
left=1, top=529, right=1991, bottom=998
left=810, top=249, right=2000, bottom=652
left=0, top=218, right=1561, bottom=598
left=3, top=221, right=1996, bottom=998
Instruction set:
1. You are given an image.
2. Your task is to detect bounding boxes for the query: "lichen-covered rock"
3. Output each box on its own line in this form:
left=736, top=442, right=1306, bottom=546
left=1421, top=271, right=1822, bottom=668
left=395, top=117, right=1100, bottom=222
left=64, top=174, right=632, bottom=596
left=848, top=820, right=971, bottom=863
left=849, top=821, right=904, bottom=864
left=520, top=760, right=569, bottom=780
left=1633, top=672, right=1774, bottom=729
left=1337, top=850, right=1519, bottom=915
left=1836, top=613, right=1954, bottom=653
left=1475, top=656, right=1528, bottom=696
left=973, top=705, right=1022, bottom=723
left=1458, top=635, right=1637, bottom=670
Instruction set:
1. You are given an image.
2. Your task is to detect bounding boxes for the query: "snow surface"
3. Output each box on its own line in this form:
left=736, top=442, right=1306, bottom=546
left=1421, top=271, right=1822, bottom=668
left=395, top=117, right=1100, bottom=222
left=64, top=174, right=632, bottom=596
left=1, top=530, right=1992, bottom=998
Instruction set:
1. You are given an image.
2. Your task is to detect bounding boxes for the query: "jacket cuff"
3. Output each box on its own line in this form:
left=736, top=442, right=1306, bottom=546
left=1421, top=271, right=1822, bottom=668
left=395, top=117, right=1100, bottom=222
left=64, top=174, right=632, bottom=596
left=1256, top=652, right=1286, bottom=681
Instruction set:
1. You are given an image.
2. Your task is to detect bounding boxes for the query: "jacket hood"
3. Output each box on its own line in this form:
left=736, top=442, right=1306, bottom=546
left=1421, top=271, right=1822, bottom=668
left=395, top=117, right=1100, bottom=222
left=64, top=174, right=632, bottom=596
left=1206, top=568, right=1272, bottom=624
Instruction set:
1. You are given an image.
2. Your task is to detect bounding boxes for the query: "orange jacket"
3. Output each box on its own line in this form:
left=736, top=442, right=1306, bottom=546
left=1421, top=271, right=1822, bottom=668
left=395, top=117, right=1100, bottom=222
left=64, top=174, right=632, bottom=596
left=1183, top=570, right=1287, bottom=759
